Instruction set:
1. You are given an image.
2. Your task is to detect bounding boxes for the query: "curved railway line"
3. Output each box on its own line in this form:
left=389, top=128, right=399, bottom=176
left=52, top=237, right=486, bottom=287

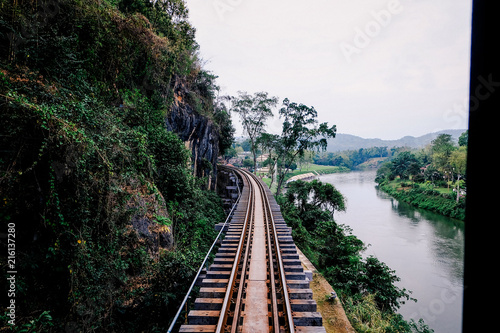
left=177, top=166, right=326, bottom=333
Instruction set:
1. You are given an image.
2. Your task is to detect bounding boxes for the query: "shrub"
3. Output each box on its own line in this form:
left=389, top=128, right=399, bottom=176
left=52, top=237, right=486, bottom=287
left=278, top=184, right=415, bottom=318
left=413, top=173, right=425, bottom=183
left=379, top=184, right=465, bottom=221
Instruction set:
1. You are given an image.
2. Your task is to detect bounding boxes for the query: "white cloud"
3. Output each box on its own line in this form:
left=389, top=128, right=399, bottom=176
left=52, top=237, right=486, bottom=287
left=186, top=0, right=472, bottom=140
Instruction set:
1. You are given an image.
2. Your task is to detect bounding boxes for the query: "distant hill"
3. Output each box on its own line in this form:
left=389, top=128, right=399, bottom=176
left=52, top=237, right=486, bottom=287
left=327, top=129, right=467, bottom=152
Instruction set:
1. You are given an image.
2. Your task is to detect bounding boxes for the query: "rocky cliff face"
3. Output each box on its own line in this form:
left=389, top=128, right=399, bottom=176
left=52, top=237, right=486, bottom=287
left=165, top=79, right=219, bottom=190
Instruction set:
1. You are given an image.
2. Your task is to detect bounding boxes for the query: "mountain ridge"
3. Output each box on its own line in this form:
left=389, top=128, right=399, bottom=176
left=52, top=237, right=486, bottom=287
left=327, top=129, right=467, bottom=152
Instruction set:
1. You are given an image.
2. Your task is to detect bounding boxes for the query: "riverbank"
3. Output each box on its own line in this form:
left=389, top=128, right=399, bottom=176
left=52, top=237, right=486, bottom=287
left=318, top=171, right=464, bottom=333
left=296, top=247, right=356, bottom=333
left=275, top=172, right=435, bottom=332
left=259, top=164, right=350, bottom=191
left=378, top=180, right=466, bottom=221
left=289, top=165, right=351, bottom=177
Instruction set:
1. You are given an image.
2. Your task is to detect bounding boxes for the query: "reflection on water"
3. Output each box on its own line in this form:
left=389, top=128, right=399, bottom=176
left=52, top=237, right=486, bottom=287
left=319, top=170, right=464, bottom=333
left=381, top=190, right=465, bottom=285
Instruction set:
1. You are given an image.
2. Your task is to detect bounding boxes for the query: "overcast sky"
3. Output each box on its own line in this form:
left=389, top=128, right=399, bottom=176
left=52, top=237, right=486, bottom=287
left=184, top=0, right=472, bottom=140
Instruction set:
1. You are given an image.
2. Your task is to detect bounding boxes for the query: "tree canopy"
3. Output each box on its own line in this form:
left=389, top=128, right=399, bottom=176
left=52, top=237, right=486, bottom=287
left=286, top=179, right=346, bottom=222
left=275, top=98, right=336, bottom=194
left=231, top=91, right=278, bottom=172
left=374, top=131, right=468, bottom=218
left=390, top=151, right=419, bottom=180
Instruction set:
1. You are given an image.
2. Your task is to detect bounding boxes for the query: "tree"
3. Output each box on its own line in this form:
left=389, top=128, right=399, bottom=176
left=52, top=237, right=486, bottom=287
left=375, top=162, right=393, bottom=184
left=230, top=91, right=278, bottom=173
left=450, top=146, right=467, bottom=202
left=408, top=161, right=421, bottom=183
left=390, top=151, right=419, bottom=180
left=274, top=98, right=336, bottom=195
left=240, top=139, right=252, bottom=152
left=431, top=134, right=456, bottom=155
left=256, top=132, right=280, bottom=187
left=242, top=158, right=253, bottom=169
left=308, top=179, right=346, bottom=215
left=224, top=147, right=238, bottom=161
left=119, top=0, right=197, bottom=55
left=285, top=180, right=346, bottom=230
left=213, top=96, right=235, bottom=157
left=458, top=130, right=468, bottom=147
left=375, top=146, right=389, bottom=158
left=362, top=256, right=414, bottom=312
left=431, top=134, right=456, bottom=188
left=450, top=146, right=467, bottom=177
left=423, top=164, right=441, bottom=183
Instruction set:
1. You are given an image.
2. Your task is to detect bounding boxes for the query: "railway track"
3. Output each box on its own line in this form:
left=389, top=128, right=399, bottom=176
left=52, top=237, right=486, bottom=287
left=178, top=167, right=326, bottom=332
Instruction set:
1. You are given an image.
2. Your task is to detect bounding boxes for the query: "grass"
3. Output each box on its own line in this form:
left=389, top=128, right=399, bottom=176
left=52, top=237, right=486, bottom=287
left=287, top=164, right=349, bottom=178
left=380, top=177, right=466, bottom=221
left=296, top=163, right=349, bottom=173
left=343, top=294, right=398, bottom=333
left=296, top=247, right=356, bottom=333
left=384, top=177, right=455, bottom=195
left=257, top=164, right=350, bottom=191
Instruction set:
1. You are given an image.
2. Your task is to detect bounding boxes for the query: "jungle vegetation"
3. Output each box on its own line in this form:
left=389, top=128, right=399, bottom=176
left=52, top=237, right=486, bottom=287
left=0, top=0, right=442, bottom=332
left=1, top=0, right=233, bottom=331
left=278, top=179, right=433, bottom=333
left=375, top=132, right=467, bottom=220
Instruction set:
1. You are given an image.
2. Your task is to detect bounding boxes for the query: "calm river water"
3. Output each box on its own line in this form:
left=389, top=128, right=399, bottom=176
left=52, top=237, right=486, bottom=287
left=318, top=170, right=464, bottom=333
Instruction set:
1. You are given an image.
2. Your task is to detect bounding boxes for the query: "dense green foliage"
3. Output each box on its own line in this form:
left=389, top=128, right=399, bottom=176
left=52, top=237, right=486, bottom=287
left=274, top=98, right=336, bottom=194
left=378, top=183, right=466, bottom=221
left=1, top=0, right=231, bottom=331
left=278, top=180, right=433, bottom=332
left=375, top=133, right=467, bottom=220
left=375, top=133, right=467, bottom=186
left=246, top=98, right=336, bottom=194
left=285, top=179, right=346, bottom=227
left=279, top=180, right=412, bottom=312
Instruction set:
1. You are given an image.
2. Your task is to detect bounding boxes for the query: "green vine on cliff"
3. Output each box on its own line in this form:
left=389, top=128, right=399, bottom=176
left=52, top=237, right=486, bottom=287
left=0, top=0, right=230, bottom=331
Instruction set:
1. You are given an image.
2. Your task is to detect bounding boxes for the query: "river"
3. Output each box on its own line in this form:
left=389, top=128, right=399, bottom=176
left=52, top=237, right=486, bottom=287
left=318, top=170, right=464, bottom=333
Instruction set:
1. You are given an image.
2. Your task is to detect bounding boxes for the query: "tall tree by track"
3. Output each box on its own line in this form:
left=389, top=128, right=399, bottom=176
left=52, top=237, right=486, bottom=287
left=256, top=132, right=280, bottom=187
left=275, top=98, right=337, bottom=195
left=230, top=91, right=278, bottom=172
left=431, top=134, right=457, bottom=189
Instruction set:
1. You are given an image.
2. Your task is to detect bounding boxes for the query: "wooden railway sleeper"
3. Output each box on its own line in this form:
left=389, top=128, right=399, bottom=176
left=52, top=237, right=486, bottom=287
left=180, top=168, right=327, bottom=333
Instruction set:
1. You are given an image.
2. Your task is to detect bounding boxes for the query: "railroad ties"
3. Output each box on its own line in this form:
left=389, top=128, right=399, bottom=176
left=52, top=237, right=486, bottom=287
left=179, top=168, right=326, bottom=333
left=263, top=184, right=325, bottom=333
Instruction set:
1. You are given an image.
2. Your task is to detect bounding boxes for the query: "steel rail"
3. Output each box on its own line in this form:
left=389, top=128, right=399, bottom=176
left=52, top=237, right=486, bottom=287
left=166, top=168, right=242, bottom=333
left=260, top=176, right=280, bottom=331
left=229, top=169, right=276, bottom=333
left=229, top=188, right=253, bottom=333
left=257, top=173, right=296, bottom=333
left=215, top=169, right=254, bottom=332
left=234, top=169, right=295, bottom=332
left=173, top=166, right=296, bottom=332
